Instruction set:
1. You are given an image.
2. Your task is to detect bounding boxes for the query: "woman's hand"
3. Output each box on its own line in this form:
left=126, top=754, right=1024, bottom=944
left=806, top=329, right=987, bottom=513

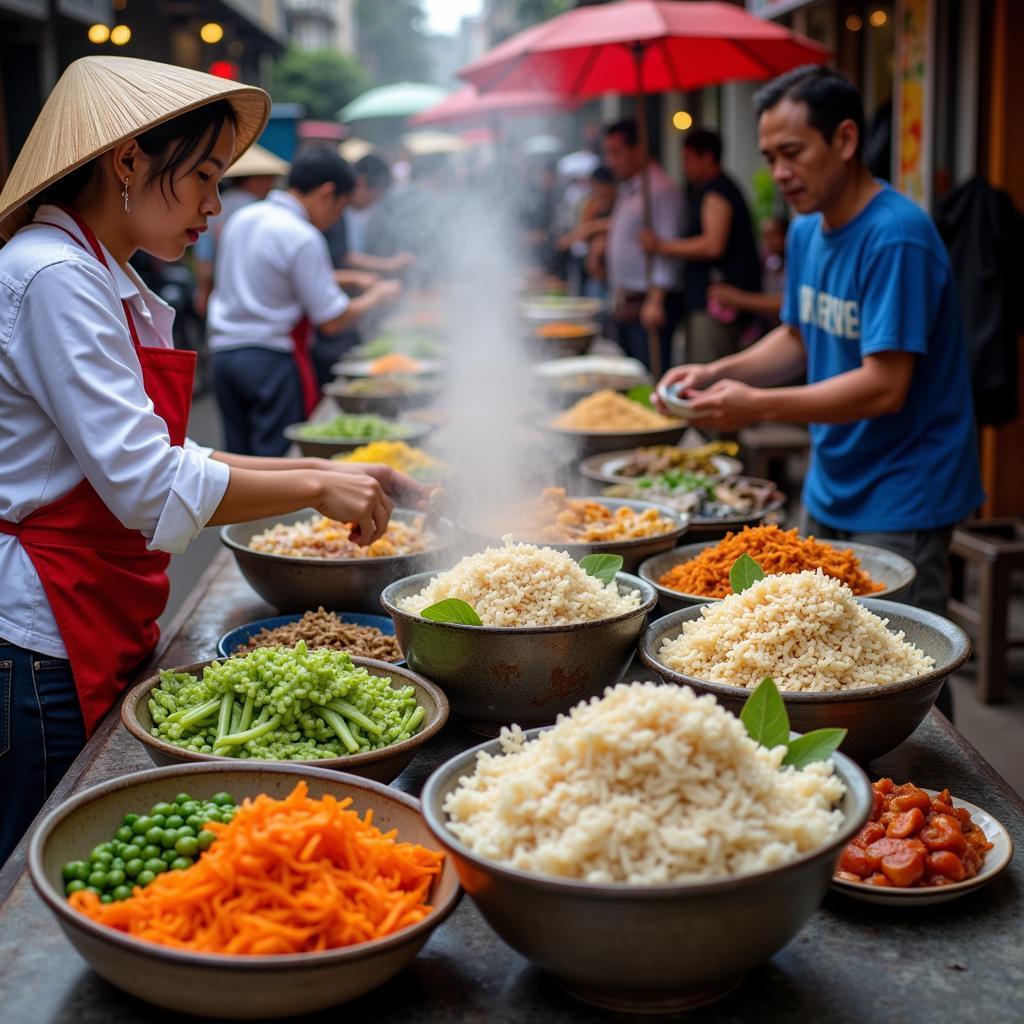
left=326, top=460, right=430, bottom=509
left=707, top=282, right=744, bottom=310
left=638, top=228, right=661, bottom=254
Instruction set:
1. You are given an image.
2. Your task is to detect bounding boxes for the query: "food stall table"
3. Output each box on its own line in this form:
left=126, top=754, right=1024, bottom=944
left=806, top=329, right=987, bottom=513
left=0, top=552, right=1021, bottom=1024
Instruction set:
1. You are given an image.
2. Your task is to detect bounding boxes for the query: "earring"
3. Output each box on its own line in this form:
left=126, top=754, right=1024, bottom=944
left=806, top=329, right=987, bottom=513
left=122, top=177, right=130, bottom=213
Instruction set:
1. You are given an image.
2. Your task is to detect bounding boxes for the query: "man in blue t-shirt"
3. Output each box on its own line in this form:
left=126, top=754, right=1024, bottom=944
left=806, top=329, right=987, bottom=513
left=655, top=66, right=983, bottom=637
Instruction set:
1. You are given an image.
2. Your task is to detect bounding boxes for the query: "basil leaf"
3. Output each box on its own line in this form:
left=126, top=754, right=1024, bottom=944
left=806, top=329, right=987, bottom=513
left=740, top=677, right=790, bottom=750
left=782, top=728, right=848, bottom=769
left=579, top=553, right=624, bottom=585
left=420, top=599, right=482, bottom=626
left=626, top=384, right=654, bottom=406
left=730, top=553, right=765, bottom=594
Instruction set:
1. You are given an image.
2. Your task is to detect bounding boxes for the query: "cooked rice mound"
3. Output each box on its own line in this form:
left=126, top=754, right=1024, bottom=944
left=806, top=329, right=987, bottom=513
left=659, top=569, right=934, bottom=692
left=398, top=538, right=640, bottom=627
left=444, top=682, right=846, bottom=883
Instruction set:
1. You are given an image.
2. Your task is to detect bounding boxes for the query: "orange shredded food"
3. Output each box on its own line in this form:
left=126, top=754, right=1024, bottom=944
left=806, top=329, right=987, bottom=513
left=658, top=524, right=887, bottom=598
left=370, top=353, right=422, bottom=375
left=69, top=782, right=444, bottom=955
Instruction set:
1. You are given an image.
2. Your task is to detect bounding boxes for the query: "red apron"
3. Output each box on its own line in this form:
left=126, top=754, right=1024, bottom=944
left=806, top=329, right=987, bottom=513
left=0, top=211, right=196, bottom=736
left=290, top=315, right=319, bottom=417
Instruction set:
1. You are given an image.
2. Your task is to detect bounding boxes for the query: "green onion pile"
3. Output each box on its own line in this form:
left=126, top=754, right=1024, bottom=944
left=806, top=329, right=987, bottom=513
left=296, top=414, right=414, bottom=440
left=148, top=643, right=426, bottom=760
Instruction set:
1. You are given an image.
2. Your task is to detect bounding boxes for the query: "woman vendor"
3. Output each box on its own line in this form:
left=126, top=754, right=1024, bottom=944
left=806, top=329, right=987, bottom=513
left=0, top=56, right=424, bottom=861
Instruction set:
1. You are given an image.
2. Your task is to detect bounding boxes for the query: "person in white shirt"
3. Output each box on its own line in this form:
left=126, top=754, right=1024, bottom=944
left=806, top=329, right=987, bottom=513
left=208, top=148, right=401, bottom=456
left=0, top=57, right=423, bottom=863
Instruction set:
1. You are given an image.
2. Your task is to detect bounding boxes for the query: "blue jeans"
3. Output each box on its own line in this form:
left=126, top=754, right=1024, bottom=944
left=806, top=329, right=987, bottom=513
left=0, top=642, right=85, bottom=864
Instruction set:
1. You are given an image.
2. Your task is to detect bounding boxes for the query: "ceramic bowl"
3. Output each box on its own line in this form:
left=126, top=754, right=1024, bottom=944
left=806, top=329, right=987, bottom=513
left=638, top=540, right=918, bottom=614
left=28, top=762, right=461, bottom=1019
left=322, top=379, right=440, bottom=417
left=220, top=508, right=454, bottom=614
left=121, top=657, right=448, bottom=784
left=421, top=729, right=871, bottom=1013
left=283, top=419, right=432, bottom=458
left=217, top=611, right=401, bottom=661
left=638, top=600, right=972, bottom=764
left=542, top=420, right=689, bottom=458
left=381, top=571, right=657, bottom=735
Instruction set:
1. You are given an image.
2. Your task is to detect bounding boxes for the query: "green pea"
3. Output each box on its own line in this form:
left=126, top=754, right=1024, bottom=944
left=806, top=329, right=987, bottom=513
left=100, top=894, right=114, bottom=904
left=87, top=871, right=108, bottom=888
left=65, top=880, right=87, bottom=895
left=170, top=856, right=192, bottom=871
left=141, top=844, right=161, bottom=860
left=174, top=836, right=198, bottom=858
left=151, top=814, right=166, bottom=827
left=131, top=817, right=153, bottom=836
left=211, top=792, right=234, bottom=807
left=173, top=793, right=191, bottom=806
left=121, top=844, right=142, bottom=861
left=106, top=869, right=126, bottom=887
left=144, top=858, right=166, bottom=875
left=114, top=825, right=133, bottom=843
left=63, top=860, right=89, bottom=882
left=124, top=858, right=144, bottom=878
left=110, top=858, right=125, bottom=872
left=151, top=802, right=175, bottom=817
left=145, top=827, right=164, bottom=846
left=165, top=814, right=184, bottom=830
left=122, top=813, right=139, bottom=827
left=112, top=885, right=133, bottom=901
left=180, top=801, right=198, bottom=817
left=185, top=814, right=203, bottom=830
left=197, top=830, right=216, bottom=851
left=160, top=830, right=179, bottom=850
left=177, top=825, right=196, bottom=838
left=219, top=810, right=235, bottom=823
left=161, top=849, right=178, bottom=864
left=136, top=870, right=156, bottom=887
left=91, top=850, right=113, bottom=867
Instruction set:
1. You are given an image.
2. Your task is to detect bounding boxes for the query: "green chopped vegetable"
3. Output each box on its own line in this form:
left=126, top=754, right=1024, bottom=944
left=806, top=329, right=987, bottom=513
left=296, top=413, right=414, bottom=440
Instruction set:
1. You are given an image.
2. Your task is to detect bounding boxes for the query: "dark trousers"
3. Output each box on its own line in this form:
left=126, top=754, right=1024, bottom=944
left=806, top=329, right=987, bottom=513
left=803, top=512, right=956, bottom=719
left=312, top=328, right=361, bottom=390
left=0, top=642, right=85, bottom=864
left=212, top=347, right=304, bottom=457
left=614, top=290, right=682, bottom=374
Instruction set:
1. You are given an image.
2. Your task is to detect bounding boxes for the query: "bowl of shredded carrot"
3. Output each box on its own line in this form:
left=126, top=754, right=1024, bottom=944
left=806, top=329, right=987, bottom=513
left=638, top=526, right=916, bottom=613
left=29, top=763, right=461, bottom=1018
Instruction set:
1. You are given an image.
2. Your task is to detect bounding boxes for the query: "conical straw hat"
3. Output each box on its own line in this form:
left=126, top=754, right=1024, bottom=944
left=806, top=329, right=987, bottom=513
left=224, top=142, right=289, bottom=179
left=0, top=56, right=270, bottom=241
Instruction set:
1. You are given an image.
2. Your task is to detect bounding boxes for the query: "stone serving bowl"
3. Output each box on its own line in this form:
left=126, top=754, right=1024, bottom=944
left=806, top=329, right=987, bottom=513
left=519, top=295, right=605, bottom=325
left=121, top=657, right=449, bottom=785
left=527, top=321, right=601, bottom=359
left=457, top=497, right=688, bottom=574
left=380, top=571, right=658, bottom=735
left=322, top=379, right=440, bottom=418
left=638, top=540, right=918, bottom=614
left=28, top=762, right=461, bottom=1019
left=220, top=508, right=455, bottom=614
left=421, top=729, right=871, bottom=1013
left=638, top=600, right=972, bottom=764
left=542, top=420, right=689, bottom=458
left=283, top=419, right=433, bottom=458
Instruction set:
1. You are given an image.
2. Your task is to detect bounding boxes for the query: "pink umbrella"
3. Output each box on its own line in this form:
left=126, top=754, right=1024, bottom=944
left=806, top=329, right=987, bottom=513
left=409, top=85, right=580, bottom=128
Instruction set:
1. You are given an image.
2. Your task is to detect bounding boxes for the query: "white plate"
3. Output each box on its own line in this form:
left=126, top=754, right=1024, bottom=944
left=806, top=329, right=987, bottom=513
left=533, top=355, right=649, bottom=381
left=830, top=790, right=1014, bottom=906
left=578, top=449, right=744, bottom=483
left=331, top=358, right=442, bottom=378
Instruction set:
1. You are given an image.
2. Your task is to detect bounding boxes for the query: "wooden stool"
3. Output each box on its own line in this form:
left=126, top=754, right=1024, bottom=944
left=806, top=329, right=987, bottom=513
left=947, top=519, right=1024, bottom=703
left=737, top=423, right=809, bottom=486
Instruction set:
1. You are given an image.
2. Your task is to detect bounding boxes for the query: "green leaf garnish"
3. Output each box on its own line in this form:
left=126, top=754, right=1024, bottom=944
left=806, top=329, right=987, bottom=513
left=579, top=553, right=624, bottom=585
left=740, top=677, right=846, bottom=768
left=782, top=728, right=848, bottom=769
left=420, top=599, right=482, bottom=625
left=626, top=384, right=655, bottom=406
left=730, top=553, right=765, bottom=594
left=740, top=677, right=790, bottom=750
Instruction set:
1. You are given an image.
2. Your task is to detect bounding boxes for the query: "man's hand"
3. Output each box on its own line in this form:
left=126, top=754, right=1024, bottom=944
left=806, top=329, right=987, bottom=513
left=385, top=251, right=416, bottom=273
left=686, top=379, right=766, bottom=431
left=707, top=282, right=744, bottom=310
left=652, top=363, right=717, bottom=414
left=640, top=293, right=665, bottom=331
left=638, top=228, right=661, bottom=255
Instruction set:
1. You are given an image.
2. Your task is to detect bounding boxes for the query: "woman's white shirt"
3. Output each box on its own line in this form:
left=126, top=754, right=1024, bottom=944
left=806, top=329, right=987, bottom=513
left=0, top=206, right=230, bottom=658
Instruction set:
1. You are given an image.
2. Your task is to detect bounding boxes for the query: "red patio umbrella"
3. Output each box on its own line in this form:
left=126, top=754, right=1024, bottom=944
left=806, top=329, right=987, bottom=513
left=409, top=85, right=579, bottom=129
left=458, top=0, right=829, bottom=373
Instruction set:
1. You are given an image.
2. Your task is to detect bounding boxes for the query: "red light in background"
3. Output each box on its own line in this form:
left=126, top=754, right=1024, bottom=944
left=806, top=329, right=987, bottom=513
left=208, top=60, right=239, bottom=80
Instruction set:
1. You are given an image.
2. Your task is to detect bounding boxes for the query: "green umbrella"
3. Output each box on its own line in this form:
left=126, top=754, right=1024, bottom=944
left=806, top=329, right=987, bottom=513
left=339, top=82, right=449, bottom=123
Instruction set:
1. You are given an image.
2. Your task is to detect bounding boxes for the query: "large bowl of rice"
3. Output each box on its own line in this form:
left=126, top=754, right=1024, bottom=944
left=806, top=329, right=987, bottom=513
left=380, top=540, right=657, bottom=734
left=421, top=682, right=872, bottom=1012
left=637, top=571, right=971, bottom=763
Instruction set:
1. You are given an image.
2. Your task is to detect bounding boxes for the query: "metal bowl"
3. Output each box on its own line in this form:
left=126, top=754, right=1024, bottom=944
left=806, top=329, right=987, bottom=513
left=217, top=611, right=401, bottom=660
left=638, top=600, right=972, bottom=764
left=542, top=420, right=689, bottom=458
left=639, top=540, right=918, bottom=614
left=220, top=508, right=455, bottom=614
left=121, top=657, right=448, bottom=784
left=331, top=358, right=443, bottom=379
left=519, top=295, right=605, bottom=324
left=421, top=729, right=871, bottom=1013
left=381, top=571, right=658, bottom=735
left=284, top=419, right=433, bottom=458
left=29, top=763, right=461, bottom=1019
left=322, top=379, right=440, bottom=417
left=527, top=320, right=600, bottom=359
left=578, top=447, right=744, bottom=483
left=458, top=497, right=688, bottom=573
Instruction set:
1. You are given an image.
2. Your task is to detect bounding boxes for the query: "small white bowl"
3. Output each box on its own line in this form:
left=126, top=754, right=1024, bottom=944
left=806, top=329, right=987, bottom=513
left=656, top=382, right=701, bottom=419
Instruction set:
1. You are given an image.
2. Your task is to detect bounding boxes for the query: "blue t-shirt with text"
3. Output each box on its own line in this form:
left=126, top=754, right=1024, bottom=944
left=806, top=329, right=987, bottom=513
left=781, top=186, right=984, bottom=532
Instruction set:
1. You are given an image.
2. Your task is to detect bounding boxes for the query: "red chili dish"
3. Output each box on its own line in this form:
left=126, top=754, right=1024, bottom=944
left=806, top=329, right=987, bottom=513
left=835, top=778, right=993, bottom=888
